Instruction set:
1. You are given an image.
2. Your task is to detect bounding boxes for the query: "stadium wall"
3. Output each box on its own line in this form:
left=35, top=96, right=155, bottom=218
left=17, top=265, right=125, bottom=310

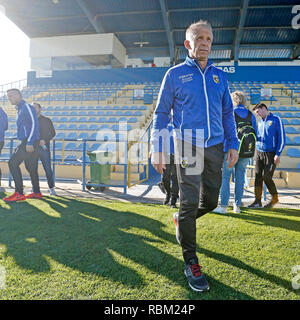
left=27, top=65, right=300, bottom=85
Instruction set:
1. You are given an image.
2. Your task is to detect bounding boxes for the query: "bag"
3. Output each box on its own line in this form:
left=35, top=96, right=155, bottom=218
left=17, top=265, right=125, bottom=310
left=235, top=111, right=256, bottom=158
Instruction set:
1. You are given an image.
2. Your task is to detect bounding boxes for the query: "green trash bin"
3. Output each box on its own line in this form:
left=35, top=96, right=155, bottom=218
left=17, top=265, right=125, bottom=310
left=87, top=151, right=112, bottom=191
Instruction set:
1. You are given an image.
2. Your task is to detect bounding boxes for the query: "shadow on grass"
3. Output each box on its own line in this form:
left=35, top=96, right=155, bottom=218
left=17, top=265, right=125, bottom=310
left=0, top=196, right=256, bottom=299
left=225, top=207, right=300, bottom=233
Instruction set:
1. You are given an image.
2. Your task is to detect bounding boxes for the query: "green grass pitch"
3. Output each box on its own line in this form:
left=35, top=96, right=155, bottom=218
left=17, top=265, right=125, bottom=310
left=0, top=194, right=299, bottom=300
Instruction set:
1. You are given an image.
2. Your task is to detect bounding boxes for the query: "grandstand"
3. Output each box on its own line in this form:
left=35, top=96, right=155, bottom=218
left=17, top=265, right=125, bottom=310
left=0, top=0, right=299, bottom=192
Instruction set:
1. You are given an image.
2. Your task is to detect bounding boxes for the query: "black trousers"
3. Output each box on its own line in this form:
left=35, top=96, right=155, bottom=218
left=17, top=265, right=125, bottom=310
left=175, top=142, right=224, bottom=264
left=162, top=154, right=179, bottom=202
left=254, top=150, right=277, bottom=200
left=8, top=140, right=40, bottom=194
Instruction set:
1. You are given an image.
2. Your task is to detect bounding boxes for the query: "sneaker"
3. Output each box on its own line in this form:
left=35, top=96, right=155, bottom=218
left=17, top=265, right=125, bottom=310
left=3, top=192, right=26, bottom=202
left=26, top=192, right=43, bottom=199
left=248, top=199, right=262, bottom=208
left=263, top=194, right=279, bottom=209
left=49, top=188, right=57, bottom=196
left=233, top=204, right=240, bottom=213
left=213, top=206, right=227, bottom=214
left=163, top=194, right=171, bottom=205
left=184, top=258, right=210, bottom=292
left=173, top=212, right=180, bottom=245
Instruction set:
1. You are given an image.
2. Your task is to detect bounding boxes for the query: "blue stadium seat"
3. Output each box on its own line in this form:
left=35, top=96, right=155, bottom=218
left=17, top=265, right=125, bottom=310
left=88, top=117, right=97, bottom=122
left=64, top=155, right=77, bottom=162
left=290, top=119, right=300, bottom=125
left=293, top=137, right=300, bottom=145
left=88, top=124, right=98, bottom=130
left=285, top=136, right=293, bottom=145
left=54, top=142, right=63, bottom=151
left=66, top=132, right=77, bottom=139
left=285, top=127, right=297, bottom=134
left=128, top=117, right=138, bottom=123
left=89, top=132, right=97, bottom=139
left=97, top=111, right=105, bottom=116
left=77, top=142, right=89, bottom=151
left=58, top=124, right=67, bottom=130
left=78, top=124, right=88, bottom=130
left=68, top=124, right=77, bottom=130
left=78, top=132, right=89, bottom=140
left=70, top=117, right=77, bottom=122
left=70, top=111, right=78, bottom=116
left=89, top=143, right=101, bottom=151
left=56, top=132, right=66, bottom=139
left=286, top=148, right=300, bottom=157
left=65, top=142, right=76, bottom=151
left=78, top=117, right=87, bottom=122
left=281, top=119, right=289, bottom=124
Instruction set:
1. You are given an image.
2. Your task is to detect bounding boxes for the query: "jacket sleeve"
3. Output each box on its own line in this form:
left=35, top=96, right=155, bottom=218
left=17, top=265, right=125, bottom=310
left=25, top=104, right=40, bottom=146
left=251, top=113, right=258, bottom=136
left=45, top=118, right=56, bottom=143
left=275, top=116, right=285, bottom=156
left=150, top=69, right=174, bottom=153
left=222, top=76, right=239, bottom=151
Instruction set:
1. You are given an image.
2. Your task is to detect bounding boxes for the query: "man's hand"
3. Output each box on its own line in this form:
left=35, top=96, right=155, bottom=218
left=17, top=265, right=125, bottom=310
left=274, top=155, right=280, bottom=166
left=26, top=145, right=34, bottom=153
left=40, top=139, right=46, bottom=146
left=150, top=152, right=166, bottom=175
left=227, top=149, right=239, bottom=168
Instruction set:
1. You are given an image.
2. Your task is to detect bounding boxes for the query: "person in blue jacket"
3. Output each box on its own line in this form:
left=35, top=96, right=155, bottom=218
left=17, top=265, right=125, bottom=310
left=248, top=103, right=286, bottom=209
left=150, top=20, right=239, bottom=292
left=4, top=88, right=42, bottom=202
left=214, top=91, right=257, bottom=214
left=0, top=105, right=8, bottom=189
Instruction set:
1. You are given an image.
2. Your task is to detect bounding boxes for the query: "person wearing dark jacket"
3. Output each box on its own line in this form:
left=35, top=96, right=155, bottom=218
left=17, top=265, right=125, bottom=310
left=0, top=106, right=8, bottom=189
left=4, top=89, right=41, bottom=202
left=33, top=103, right=56, bottom=196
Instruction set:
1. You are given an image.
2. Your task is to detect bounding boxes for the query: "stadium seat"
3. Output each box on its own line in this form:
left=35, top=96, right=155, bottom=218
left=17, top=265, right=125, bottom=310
left=56, top=132, right=66, bottom=139
left=65, top=142, right=76, bottom=151
left=64, top=155, right=77, bottom=162
left=285, top=127, right=297, bottom=134
left=78, top=132, right=89, bottom=140
left=78, top=124, right=88, bottom=130
left=293, top=137, right=300, bottom=145
left=68, top=124, right=77, bottom=130
left=54, top=142, right=63, bottom=151
left=286, top=148, right=300, bottom=157
left=66, top=132, right=77, bottom=139
left=77, top=142, right=89, bottom=151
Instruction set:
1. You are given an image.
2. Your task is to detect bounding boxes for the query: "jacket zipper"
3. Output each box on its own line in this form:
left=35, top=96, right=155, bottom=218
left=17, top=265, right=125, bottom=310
left=194, top=62, right=211, bottom=148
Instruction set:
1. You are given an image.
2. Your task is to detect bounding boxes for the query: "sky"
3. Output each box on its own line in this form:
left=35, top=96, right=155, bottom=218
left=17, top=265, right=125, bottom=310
left=0, top=7, right=30, bottom=87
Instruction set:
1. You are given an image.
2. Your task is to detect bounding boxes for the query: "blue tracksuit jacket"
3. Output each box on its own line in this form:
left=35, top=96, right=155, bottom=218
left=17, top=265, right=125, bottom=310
left=16, top=100, right=40, bottom=146
left=0, top=107, right=8, bottom=142
left=256, top=113, right=285, bottom=156
left=151, top=56, right=239, bottom=153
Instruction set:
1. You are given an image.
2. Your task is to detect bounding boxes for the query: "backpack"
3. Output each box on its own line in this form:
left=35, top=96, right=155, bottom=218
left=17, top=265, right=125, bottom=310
left=234, top=110, right=256, bottom=158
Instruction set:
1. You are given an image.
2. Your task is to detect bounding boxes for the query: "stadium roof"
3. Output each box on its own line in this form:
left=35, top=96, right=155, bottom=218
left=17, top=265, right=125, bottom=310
left=0, top=0, right=299, bottom=64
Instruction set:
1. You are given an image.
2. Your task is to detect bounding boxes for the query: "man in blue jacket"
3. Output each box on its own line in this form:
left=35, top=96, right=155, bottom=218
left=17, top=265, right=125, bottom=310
left=0, top=105, right=8, bottom=189
left=248, top=103, right=286, bottom=209
left=150, top=20, right=239, bottom=292
left=4, top=89, right=42, bottom=202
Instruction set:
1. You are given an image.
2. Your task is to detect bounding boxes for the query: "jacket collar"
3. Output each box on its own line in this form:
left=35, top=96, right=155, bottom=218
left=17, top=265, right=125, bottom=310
left=185, top=56, right=213, bottom=72
left=16, top=99, right=26, bottom=111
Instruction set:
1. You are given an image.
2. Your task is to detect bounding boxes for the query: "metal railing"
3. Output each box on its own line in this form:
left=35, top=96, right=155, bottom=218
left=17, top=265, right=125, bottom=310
left=0, top=135, right=150, bottom=195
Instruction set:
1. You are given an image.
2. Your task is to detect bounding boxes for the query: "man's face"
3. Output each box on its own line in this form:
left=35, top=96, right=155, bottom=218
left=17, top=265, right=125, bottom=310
left=184, top=27, right=213, bottom=61
left=33, top=103, right=41, bottom=117
left=254, top=107, right=268, bottom=118
left=7, top=91, right=21, bottom=106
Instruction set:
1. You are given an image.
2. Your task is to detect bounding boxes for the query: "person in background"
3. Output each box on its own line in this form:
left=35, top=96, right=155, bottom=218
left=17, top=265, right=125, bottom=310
left=4, top=89, right=41, bottom=202
left=248, top=103, right=285, bottom=209
left=158, top=120, right=179, bottom=208
left=33, top=103, right=57, bottom=196
left=0, top=105, right=8, bottom=191
left=214, top=91, right=257, bottom=214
